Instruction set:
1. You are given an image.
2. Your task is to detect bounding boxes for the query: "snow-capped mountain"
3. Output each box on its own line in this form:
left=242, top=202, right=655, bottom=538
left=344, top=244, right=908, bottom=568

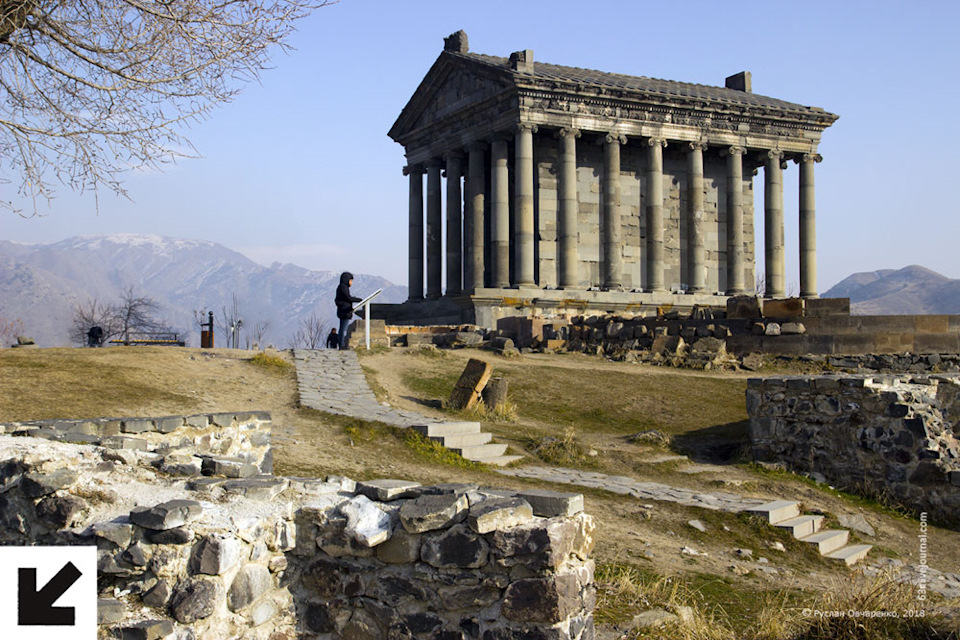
left=0, top=234, right=406, bottom=347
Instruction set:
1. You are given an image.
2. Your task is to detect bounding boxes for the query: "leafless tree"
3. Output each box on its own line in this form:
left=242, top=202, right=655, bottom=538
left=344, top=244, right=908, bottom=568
left=288, top=312, right=326, bottom=349
left=248, top=319, right=270, bottom=349
left=1, top=0, right=333, bottom=215
left=754, top=271, right=765, bottom=297
left=70, top=287, right=174, bottom=345
left=114, top=286, right=173, bottom=344
left=0, top=316, right=24, bottom=347
left=217, top=293, right=243, bottom=349
left=69, top=298, right=118, bottom=345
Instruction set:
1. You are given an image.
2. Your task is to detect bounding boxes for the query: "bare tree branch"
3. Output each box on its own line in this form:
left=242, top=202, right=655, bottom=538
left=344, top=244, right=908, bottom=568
left=1, top=0, right=334, bottom=215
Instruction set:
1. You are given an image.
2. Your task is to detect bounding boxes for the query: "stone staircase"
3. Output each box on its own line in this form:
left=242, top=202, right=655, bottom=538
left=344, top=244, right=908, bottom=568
left=293, top=349, right=521, bottom=467
left=746, top=500, right=873, bottom=565
left=413, top=421, right=523, bottom=467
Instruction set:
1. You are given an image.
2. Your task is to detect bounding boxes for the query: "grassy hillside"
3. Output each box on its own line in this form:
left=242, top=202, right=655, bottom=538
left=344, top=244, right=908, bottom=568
left=1, top=346, right=957, bottom=639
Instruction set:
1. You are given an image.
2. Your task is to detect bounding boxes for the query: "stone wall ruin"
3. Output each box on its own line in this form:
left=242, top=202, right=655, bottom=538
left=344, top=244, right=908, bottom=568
left=0, top=413, right=596, bottom=639
left=746, top=375, right=960, bottom=527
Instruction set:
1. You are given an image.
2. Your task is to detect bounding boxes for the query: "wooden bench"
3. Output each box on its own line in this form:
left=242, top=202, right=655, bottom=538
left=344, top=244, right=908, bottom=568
left=110, top=333, right=185, bottom=347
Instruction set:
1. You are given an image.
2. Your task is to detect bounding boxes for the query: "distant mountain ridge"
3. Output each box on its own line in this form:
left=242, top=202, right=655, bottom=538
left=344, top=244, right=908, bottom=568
left=0, top=234, right=406, bottom=347
left=822, top=265, right=960, bottom=315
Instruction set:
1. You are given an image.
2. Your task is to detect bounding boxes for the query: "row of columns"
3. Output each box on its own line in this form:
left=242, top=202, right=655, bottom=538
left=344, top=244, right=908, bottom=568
left=406, top=126, right=820, bottom=300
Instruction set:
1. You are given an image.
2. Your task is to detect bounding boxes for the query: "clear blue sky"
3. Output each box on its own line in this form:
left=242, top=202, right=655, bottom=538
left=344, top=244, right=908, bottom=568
left=4, top=0, right=959, bottom=292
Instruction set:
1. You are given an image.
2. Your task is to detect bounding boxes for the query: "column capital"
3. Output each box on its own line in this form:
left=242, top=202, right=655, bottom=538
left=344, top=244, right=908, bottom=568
left=688, top=141, right=707, bottom=151
left=766, top=149, right=784, bottom=160
left=444, top=150, right=465, bottom=162
left=516, top=122, right=539, bottom=134
left=557, top=127, right=581, bottom=139
left=467, top=141, right=488, bottom=153
left=402, top=164, right=424, bottom=176
left=724, top=145, right=746, bottom=156
left=796, top=153, right=823, bottom=164
left=599, top=132, right=627, bottom=145
left=425, top=158, right=443, bottom=170
left=645, top=137, right=667, bottom=148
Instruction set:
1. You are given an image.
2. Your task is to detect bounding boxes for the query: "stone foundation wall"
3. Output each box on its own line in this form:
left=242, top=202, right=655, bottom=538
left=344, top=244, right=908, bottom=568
left=0, top=413, right=595, bottom=639
left=0, top=411, right=274, bottom=478
left=746, top=375, right=960, bottom=527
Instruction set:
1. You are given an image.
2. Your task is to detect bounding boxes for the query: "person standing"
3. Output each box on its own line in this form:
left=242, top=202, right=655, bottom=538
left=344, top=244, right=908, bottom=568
left=335, top=272, right=362, bottom=350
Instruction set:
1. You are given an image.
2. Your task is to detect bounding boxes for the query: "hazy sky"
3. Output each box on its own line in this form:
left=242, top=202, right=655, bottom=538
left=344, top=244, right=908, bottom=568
left=4, top=0, right=959, bottom=292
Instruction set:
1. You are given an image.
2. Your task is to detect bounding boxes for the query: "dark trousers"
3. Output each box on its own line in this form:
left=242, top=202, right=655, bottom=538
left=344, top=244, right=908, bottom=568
left=338, top=317, right=351, bottom=349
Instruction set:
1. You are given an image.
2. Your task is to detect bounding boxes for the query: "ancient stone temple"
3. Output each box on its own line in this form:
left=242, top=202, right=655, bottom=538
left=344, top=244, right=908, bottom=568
left=376, top=30, right=838, bottom=327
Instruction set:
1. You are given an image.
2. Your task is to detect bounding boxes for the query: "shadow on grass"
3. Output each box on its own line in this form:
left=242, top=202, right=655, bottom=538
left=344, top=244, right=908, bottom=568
left=672, top=420, right=751, bottom=464
left=399, top=395, right=443, bottom=410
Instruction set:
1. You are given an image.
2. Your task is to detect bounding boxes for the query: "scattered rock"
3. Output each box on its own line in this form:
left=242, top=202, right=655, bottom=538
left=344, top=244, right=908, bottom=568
left=687, top=519, right=707, bottom=533
left=632, top=608, right=679, bottom=628
left=837, top=513, right=876, bottom=537
left=130, top=499, right=202, bottom=531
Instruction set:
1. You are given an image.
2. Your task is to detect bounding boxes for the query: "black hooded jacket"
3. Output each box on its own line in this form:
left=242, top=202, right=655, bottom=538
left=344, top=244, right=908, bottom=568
left=335, top=272, right=362, bottom=319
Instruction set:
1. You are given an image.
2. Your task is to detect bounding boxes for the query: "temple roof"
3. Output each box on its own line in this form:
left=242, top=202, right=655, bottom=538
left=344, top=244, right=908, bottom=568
left=453, top=51, right=832, bottom=116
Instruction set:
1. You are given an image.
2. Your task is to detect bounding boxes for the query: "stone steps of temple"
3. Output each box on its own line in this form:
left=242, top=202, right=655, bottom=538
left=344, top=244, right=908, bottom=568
left=825, top=544, right=874, bottom=566
left=414, top=422, right=518, bottom=466
left=745, top=500, right=800, bottom=524
left=413, top=422, right=482, bottom=438
left=800, top=529, right=850, bottom=555
left=747, top=499, right=871, bottom=566
left=450, top=443, right=509, bottom=461
left=774, top=514, right=824, bottom=538
left=429, top=432, right=492, bottom=448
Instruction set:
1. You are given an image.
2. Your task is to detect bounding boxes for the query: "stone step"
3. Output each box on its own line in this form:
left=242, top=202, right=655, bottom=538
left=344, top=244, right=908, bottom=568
left=482, top=455, right=524, bottom=467
left=744, top=500, right=800, bottom=524
left=825, top=544, right=873, bottom=566
left=413, top=422, right=482, bottom=438
left=453, top=443, right=508, bottom=461
left=431, top=432, right=492, bottom=448
left=801, top=529, right=849, bottom=555
left=774, top=514, right=825, bottom=539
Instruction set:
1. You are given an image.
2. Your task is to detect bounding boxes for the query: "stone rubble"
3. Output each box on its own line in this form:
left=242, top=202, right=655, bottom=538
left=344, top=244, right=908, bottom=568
left=0, top=412, right=595, bottom=640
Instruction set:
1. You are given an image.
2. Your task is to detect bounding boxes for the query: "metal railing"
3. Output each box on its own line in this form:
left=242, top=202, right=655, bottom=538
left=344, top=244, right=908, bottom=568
left=354, top=288, right=382, bottom=350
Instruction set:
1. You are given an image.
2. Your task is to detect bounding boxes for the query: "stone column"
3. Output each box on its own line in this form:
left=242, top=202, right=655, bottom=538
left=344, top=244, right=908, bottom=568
left=514, top=123, right=537, bottom=287
left=645, top=137, right=667, bottom=292
left=601, top=133, right=625, bottom=289
left=725, top=146, right=747, bottom=295
left=797, top=153, right=821, bottom=299
left=686, top=142, right=706, bottom=293
left=404, top=164, right=424, bottom=300
left=465, top=142, right=487, bottom=291
left=445, top=151, right=463, bottom=296
left=490, top=137, right=510, bottom=288
left=764, top=150, right=786, bottom=298
left=557, top=128, right=580, bottom=289
left=425, top=159, right=443, bottom=299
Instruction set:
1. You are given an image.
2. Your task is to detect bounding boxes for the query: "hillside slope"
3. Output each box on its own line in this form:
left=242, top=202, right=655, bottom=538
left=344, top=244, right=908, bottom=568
left=823, top=265, right=960, bottom=315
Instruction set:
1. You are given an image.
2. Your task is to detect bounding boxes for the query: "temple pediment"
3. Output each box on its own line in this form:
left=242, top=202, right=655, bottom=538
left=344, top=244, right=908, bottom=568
left=389, top=53, right=513, bottom=144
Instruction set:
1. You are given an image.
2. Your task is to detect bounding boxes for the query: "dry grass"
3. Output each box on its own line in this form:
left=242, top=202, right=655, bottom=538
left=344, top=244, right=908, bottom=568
left=596, top=564, right=957, bottom=640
